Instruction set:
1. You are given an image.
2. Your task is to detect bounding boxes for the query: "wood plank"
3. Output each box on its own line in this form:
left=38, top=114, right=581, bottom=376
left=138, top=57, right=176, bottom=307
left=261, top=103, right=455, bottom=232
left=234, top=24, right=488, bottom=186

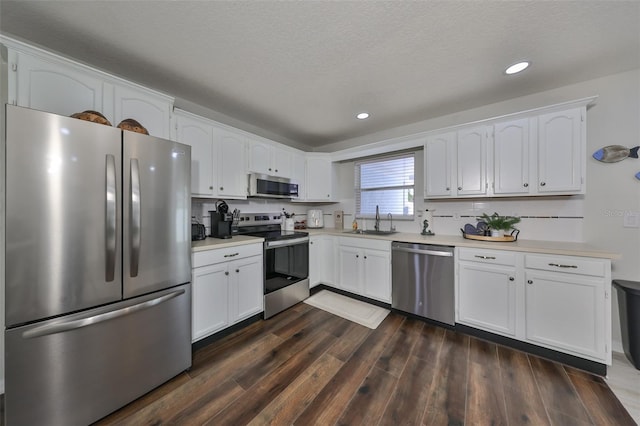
left=497, top=346, right=551, bottom=425
left=327, top=321, right=371, bottom=362
left=379, top=355, right=438, bottom=425
left=422, top=330, right=469, bottom=426
left=529, top=355, right=594, bottom=424
left=466, top=339, right=508, bottom=426
left=375, top=317, right=424, bottom=377
left=412, top=322, right=445, bottom=362
left=205, top=331, right=337, bottom=425
left=233, top=314, right=343, bottom=390
left=568, top=373, right=637, bottom=426
left=336, top=365, right=398, bottom=426
left=247, top=353, right=344, bottom=426
left=293, top=312, right=405, bottom=425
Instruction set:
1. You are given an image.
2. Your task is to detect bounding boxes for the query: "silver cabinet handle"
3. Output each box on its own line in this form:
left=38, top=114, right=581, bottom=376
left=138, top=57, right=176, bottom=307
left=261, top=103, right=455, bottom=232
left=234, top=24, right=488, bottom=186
left=130, top=158, right=141, bottom=277
left=235, top=269, right=240, bottom=273
left=105, top=154, right=117, bottom=282
left=527, top=280, right=533, bottom=284
left=540, top=182, right=546, bottom=186
left=225, top=271, right=229, bottom=276
left=474, top=255, right=496, bottom=260
left=458, top=186, right=462, bottom=190
left=23, top=289, right=185, bottom=339
left=509, top=277, right=515, bottom=281
left=219, top=186, right=224, bottom=191
left=523, top=183, right=529, bottom=188
left=224, top=252, right=239, bottom=258
left=548, top=263, right=577, bottom=269
left=446, top=187, right=450, bottom=191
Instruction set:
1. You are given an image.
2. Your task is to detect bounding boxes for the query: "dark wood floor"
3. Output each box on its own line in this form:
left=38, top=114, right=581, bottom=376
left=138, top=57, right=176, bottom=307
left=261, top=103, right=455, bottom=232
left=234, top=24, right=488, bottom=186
left=96, top=301, right=636, bottom=426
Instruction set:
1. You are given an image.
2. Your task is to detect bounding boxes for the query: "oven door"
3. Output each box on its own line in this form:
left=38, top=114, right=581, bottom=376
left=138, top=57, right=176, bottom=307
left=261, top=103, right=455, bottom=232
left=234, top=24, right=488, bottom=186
left=264, top=236, right=309, bottom=294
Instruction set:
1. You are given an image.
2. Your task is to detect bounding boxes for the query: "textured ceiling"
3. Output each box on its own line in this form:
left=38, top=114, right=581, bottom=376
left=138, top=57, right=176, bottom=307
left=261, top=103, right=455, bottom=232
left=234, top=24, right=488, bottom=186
left=1, top=1, right=639, bottom=150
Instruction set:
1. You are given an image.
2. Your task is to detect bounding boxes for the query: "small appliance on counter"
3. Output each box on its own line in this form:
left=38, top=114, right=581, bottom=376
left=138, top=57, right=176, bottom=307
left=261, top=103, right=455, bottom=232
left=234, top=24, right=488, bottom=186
left=209, top=200, right=233, bottom=239
left=191, top=219, right=206, bottom=241
left=307, top=209, right=324, bottom=228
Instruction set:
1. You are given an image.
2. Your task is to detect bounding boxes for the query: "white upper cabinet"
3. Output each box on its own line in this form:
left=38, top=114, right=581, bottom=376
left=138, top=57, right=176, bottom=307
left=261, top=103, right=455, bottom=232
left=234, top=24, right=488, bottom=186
left=12, top=50, right=104, bottom=117
left=424, top=105, right=587, bottom=199
left=537, top=108, right=584, bottom=193
left=174, top=110, right=215, bottom=197
left=215, top=127, right=248, bottom=199
left=306, top=155, right=334, bottom=201
left=248, top=139, right=293, bottom=178
left=456, top=126, right=488, bottom=196
left=112, top=84, right=172, bottom=139
left=493, top=118, right=531, bottom=195
left=424, top=132, right=455, bottom=198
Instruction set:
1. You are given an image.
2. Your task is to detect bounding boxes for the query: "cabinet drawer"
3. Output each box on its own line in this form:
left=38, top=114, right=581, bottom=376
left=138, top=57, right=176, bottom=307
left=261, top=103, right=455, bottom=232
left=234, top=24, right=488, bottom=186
left=193, top=243, right=263, bottom=268
left=525, top=254, right=606, bottom=277
left=458, top=248, right=516, bottom=266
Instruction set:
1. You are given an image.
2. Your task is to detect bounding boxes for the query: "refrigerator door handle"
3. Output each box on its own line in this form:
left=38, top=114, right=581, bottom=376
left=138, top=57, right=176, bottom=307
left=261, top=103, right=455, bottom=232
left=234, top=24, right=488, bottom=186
left=130, top=158, right=141, bottom=277
left=22, top=289, right=185, bottom=339
left=105, top=154, right=117, bottom=282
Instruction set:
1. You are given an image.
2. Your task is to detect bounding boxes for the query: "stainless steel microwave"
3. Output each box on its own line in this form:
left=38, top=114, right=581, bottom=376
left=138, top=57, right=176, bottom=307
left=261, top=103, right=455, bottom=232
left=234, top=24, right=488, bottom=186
left=248, top=173, right=298, bottom=199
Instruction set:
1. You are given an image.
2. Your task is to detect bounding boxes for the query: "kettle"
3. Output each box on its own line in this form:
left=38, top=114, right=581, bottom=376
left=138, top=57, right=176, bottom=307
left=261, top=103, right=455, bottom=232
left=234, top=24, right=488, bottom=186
left=307, top=209, right=324, bottom=228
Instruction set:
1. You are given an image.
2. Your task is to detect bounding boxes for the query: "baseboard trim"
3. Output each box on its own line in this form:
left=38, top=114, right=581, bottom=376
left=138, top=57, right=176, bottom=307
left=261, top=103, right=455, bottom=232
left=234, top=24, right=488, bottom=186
left=191, top=313, right=262, bottom=352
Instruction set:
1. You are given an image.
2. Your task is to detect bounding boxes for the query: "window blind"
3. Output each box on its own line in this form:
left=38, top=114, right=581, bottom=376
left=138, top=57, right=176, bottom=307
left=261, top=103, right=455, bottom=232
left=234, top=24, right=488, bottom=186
left=355, top=153, right=415, bottom=219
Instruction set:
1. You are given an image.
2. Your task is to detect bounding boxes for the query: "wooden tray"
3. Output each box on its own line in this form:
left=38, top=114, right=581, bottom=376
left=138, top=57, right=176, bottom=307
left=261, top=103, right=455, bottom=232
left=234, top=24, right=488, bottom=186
left=461, top=229, right=519, bottom=242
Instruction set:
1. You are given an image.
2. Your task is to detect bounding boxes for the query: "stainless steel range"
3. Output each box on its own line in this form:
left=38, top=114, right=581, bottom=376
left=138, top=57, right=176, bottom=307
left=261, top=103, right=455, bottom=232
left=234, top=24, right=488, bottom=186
left=234, top=213, right=309, bottom=318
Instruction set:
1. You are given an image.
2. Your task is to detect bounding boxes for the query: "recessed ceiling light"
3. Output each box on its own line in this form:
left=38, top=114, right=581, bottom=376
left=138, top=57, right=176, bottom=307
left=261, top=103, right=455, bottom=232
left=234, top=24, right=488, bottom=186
left=356, top=112, right=370, bottom=120
left=505, top=61, right=530, bottom=75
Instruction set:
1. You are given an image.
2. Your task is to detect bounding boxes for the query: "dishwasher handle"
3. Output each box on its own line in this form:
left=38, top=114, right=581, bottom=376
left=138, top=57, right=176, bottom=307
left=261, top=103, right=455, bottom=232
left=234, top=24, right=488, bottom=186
left=392, top=246, right=453, bottom=257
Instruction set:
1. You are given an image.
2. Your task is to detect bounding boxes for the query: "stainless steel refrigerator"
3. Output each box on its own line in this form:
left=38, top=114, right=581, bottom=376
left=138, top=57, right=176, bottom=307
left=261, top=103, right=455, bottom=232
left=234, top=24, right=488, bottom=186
left=4, top=105, right=192, bottom=425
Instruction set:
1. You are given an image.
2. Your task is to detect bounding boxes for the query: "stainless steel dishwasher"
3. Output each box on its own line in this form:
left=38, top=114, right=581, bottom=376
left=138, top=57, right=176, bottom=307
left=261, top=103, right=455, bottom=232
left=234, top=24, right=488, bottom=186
left=391, top=242, right=455, bottom=325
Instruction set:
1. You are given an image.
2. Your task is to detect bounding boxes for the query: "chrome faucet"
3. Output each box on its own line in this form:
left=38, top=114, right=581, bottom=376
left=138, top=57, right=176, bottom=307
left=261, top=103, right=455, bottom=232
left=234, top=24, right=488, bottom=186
left=388, top=212, right=395, bottom=232
left=375, top=205, right=380, bottom=231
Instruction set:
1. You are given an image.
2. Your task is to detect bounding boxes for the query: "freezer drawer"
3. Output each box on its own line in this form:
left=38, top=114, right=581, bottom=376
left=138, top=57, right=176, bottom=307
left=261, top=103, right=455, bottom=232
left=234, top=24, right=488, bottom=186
left=5, top=284, right=192, bottom=426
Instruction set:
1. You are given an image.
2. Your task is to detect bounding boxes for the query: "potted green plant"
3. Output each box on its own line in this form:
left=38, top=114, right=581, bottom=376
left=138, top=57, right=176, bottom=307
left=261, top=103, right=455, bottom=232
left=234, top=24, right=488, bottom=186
left=477, top=212, right=521, bottom=237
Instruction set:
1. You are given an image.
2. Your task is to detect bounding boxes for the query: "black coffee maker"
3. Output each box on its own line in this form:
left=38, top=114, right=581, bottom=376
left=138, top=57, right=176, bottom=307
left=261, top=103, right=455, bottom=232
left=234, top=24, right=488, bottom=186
left=209, top=200, right=233, bottom=239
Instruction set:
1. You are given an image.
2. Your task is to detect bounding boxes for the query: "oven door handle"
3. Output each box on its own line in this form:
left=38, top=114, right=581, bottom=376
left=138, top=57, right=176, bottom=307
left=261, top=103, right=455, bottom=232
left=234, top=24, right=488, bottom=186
left=265, top=236, right=309, bottom=249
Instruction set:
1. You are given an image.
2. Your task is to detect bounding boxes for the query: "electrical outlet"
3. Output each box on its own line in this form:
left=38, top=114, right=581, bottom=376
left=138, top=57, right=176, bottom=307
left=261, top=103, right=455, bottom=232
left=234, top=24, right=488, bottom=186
left=623, top=213, right=639, bottom=228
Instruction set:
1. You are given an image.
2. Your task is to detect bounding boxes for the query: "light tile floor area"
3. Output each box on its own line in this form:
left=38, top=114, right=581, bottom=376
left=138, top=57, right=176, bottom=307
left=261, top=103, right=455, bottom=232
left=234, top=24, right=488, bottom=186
left=606, top=352, right=640, bottom=423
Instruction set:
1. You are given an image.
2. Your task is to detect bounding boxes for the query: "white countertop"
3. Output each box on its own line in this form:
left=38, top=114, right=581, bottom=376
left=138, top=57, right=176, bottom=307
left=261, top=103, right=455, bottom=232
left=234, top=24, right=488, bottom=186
left=191, top=235, right=264, bottom=252
left=191, top=228, right=619, bottom=259
left=304, top=228, right=620, bottom=260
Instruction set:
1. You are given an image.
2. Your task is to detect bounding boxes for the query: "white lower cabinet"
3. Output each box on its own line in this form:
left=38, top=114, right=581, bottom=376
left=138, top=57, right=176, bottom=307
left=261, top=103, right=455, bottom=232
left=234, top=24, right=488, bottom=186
left=458, top=261, right=517, bottom=337
left=309, top=235, right=335, bottom=288
left=456, top=248, right=611, bottom=364
left=191, top=243, right=263, bottom=342
left=337, top=237, right=391, bottom=303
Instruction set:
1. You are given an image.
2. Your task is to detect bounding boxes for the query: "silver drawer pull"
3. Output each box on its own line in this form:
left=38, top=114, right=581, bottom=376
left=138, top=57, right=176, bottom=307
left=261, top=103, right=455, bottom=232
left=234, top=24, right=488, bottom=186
left=475, top=255, right=496, bottom=260
left=548, top=263, right=577, bottom=268
left=224, top=253, right=239, bottom=258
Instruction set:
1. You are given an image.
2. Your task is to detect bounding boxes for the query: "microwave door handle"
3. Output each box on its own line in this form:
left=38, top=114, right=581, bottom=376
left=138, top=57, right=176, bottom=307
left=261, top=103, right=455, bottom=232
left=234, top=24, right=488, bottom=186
left=105, top=154, right=117, bottom=282
left=130, top=158, right=141, bottom=277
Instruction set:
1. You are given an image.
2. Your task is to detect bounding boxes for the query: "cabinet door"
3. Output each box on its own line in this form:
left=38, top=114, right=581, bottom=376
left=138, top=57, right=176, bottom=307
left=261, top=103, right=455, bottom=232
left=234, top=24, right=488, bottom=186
left=537, top=108, right=583, bottom=193
left=15, top=51, right=104, bottom=117
left=363, top=249, right=391, bottom=302
left=272, top=146, right=292, bottom=178
left=175, top=114, right=215, bottom=197
left=230, top=255, right=263, bottom=323
left=192, top=264, right=229, bottom=342
left=291, top=152, right=307, bottom=201
left=248, top=140, right=271, bottom=175
left=424, top=132, right=455, bottom=198
left=525, top=271, right=605, bottom=360
left=114, top=85, right=172, bottom=138
left=457, top=126, right=488, bottom=196
left=338, top=246, right=362, bottom=294
left=458, top=262, right=517, bottom=337
left=309, top=236, right=322, bottom=287
left=493, top=118, right=530, bottom=195
left=306, top=156, right=333, bottom=201
left=216, top=128, right=247, bottom=198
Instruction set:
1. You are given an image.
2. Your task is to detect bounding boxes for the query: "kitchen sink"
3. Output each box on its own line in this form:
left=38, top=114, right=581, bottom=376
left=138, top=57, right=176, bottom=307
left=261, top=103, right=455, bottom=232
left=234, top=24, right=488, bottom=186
left=343, top=229, right=397, bottom=235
